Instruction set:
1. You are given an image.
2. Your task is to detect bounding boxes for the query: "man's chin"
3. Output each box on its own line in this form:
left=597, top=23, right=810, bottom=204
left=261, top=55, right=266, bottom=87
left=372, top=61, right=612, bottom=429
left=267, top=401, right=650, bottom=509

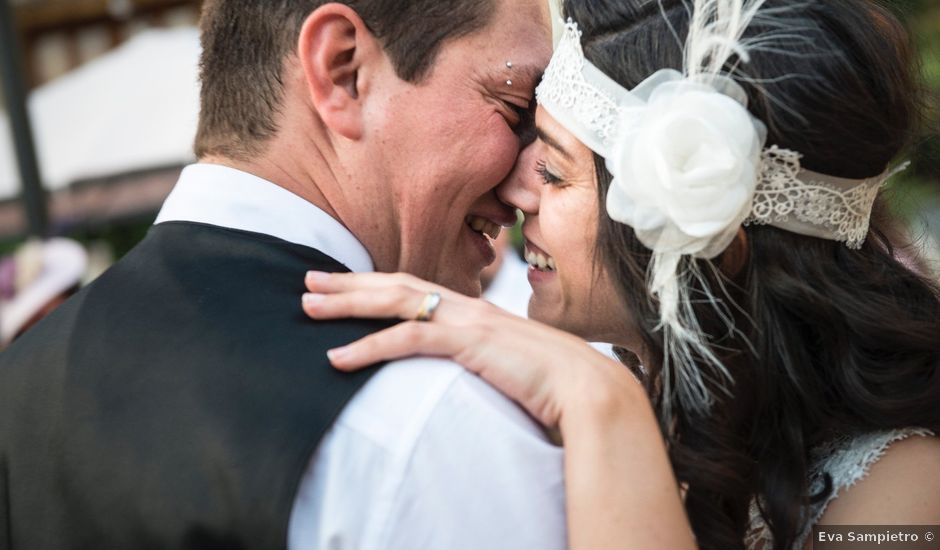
left=445, top=275, right=483, bottom=298
left=427, top=265, right=485, bottom=298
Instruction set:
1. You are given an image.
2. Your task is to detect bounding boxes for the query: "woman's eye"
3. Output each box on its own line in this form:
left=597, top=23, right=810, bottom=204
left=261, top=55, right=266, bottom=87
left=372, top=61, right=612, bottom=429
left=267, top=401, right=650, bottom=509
left=535, top=161, right=563, bottom=186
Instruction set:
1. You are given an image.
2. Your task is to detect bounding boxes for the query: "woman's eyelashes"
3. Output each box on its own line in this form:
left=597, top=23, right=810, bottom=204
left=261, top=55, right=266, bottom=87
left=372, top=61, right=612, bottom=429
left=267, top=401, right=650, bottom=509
left=535, top=160, right=563, bottom=186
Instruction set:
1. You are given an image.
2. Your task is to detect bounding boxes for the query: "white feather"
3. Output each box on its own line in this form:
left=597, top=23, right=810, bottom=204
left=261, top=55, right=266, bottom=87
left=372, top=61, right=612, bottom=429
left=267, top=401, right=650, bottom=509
left=685, top=0, right=768, bottom=78
left=649, top=251, right=736, bottom=422
left=649, top=0, right=814, bottom=421
left=641, top=0, right=778, bottom=423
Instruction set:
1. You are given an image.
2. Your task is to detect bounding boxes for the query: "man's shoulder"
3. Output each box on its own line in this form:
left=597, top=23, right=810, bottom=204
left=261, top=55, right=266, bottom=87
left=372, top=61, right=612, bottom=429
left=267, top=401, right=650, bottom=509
left=298, top=357, right=567, bottom=550
left=327, top=356, right=560, bottom=456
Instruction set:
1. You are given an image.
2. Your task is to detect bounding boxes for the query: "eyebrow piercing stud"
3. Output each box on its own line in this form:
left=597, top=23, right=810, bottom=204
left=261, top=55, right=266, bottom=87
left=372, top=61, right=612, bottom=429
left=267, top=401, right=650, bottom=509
left=506, top=61, right=513, bottom=86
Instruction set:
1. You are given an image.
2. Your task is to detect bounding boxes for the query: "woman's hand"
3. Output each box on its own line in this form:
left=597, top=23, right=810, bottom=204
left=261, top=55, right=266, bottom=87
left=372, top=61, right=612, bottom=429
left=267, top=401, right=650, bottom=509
left=302, top=270, right=641, bottom=429
left=303, top=270, right=697, bottom=550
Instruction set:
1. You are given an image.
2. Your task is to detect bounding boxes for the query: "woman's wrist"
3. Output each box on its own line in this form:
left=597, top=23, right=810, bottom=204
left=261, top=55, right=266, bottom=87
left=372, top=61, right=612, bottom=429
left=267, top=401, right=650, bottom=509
left=558, top=359, right=655, bottom=436
left=557, top=359, right=694, bottom=550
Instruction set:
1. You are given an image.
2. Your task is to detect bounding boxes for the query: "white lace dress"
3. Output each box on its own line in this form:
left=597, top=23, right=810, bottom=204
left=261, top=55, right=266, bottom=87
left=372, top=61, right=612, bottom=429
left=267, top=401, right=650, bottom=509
left=745, top=427, right=935, bottom=549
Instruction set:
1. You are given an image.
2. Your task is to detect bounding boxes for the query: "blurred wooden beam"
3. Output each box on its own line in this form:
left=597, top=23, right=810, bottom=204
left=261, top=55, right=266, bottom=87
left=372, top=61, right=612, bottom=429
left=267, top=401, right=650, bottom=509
left=14, top=0, right=201, bottom=87
left=14, top=0, right=200, bottom=34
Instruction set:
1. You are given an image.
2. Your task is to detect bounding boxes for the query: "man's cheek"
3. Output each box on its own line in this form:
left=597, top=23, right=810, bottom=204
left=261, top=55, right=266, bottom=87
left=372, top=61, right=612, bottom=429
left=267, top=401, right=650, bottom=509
left=477, top=123, right=522, bottom=185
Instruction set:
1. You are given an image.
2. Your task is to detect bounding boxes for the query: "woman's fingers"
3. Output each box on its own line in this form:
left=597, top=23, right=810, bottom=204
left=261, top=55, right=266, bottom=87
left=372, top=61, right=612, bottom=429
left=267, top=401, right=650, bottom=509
left=303, top=286, right=427, bottom=320
left=304, top=276, right=490, bottom=324
left=328, top=317, right=583, bottom=428
left=328, top=321, right=475, bottom=371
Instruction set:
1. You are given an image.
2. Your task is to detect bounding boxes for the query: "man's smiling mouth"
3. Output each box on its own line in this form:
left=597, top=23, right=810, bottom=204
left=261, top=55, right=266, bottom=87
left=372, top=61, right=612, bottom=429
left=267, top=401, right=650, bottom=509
left=466, top=215, right=502, bottom=240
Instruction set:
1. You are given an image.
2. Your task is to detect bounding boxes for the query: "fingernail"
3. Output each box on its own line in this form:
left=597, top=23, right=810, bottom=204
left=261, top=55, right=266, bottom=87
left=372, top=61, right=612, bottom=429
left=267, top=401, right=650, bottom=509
left=302, top=293, right=325, bottom=306
left=327, top=346, right=350, bottom=363
left=306, top=271, right=330, bottom=283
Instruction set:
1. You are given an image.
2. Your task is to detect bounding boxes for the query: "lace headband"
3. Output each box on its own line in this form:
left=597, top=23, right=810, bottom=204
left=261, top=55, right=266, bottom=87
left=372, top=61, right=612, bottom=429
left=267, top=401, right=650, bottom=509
left=536, top=19, right=904, bottom=253
left=535, top=6, right=907, bottom=421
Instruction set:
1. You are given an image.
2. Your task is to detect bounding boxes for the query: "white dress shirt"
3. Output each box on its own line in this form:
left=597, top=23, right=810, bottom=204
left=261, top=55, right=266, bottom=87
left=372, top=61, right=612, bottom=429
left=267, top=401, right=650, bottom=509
left=156, top=164, right=567, bottom=550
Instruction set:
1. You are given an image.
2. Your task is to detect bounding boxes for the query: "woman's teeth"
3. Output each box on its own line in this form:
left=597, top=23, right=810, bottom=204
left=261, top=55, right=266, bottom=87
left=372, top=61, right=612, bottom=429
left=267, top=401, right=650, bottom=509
left=524, top=246, right=556, bottom=271
left=466, top=215, right=502, bottom=240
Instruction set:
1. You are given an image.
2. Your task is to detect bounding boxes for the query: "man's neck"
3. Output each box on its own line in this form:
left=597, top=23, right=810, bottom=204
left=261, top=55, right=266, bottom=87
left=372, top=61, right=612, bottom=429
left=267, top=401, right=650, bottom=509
left=199, top=153, right=339, bottom=222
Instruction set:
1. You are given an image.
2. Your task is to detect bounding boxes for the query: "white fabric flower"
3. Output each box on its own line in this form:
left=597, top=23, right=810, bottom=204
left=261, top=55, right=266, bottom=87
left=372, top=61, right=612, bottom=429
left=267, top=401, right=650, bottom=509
left=605, top=80, right=764, bottom=258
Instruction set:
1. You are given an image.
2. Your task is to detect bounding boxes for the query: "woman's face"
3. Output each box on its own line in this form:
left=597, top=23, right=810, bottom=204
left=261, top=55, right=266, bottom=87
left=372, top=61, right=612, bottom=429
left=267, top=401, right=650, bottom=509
left=497, top=106, right=633, bottom=344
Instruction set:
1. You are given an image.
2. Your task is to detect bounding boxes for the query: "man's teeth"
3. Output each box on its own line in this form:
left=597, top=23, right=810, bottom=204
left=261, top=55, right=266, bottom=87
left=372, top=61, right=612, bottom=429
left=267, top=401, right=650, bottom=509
left=524, top=247, right=556, bottom=271
left=466, top=215, right=502, bottom=240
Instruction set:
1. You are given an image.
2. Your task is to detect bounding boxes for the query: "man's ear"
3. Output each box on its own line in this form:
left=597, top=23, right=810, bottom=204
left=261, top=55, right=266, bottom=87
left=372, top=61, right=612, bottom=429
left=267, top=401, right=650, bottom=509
left=298, top=4, right=378, bottom=140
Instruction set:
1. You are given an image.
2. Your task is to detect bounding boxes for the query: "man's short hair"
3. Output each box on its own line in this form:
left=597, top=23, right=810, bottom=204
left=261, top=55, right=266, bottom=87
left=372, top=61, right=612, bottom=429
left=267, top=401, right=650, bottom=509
left=194, top=0, right=494, bottom=160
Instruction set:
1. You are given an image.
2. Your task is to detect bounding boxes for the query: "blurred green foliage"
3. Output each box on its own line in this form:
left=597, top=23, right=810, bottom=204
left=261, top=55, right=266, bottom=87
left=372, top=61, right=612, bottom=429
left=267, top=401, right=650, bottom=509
left=884, top=0, right=940, bottom=222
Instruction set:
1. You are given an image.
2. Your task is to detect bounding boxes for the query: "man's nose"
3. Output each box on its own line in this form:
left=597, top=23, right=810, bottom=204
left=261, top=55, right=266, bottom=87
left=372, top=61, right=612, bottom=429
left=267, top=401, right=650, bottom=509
left=496, top=143, right=540, bottom=215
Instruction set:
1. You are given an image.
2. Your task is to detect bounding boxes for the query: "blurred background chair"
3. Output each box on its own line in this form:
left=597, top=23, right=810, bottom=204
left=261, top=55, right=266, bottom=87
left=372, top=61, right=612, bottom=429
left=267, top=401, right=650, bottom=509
left=0, top=236, right=87, bottom=346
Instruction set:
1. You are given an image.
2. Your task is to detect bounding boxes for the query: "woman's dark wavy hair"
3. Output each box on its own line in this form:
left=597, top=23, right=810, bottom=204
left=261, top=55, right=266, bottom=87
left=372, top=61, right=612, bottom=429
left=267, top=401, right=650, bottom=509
left=563, top=0, right=940, bottom=548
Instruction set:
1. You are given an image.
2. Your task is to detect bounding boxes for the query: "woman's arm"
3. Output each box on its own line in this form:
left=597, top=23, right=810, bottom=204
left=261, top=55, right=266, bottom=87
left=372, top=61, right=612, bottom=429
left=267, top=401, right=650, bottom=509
left=302, top=270, right=697, bottom=550
left=805, top=435, right=940, bottom=550
left=560, top=380, right=695, bottom=549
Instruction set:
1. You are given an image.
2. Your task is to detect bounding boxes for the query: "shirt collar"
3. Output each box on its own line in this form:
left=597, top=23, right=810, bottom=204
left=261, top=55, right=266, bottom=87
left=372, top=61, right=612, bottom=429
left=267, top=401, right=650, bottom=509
left=155, top=163, right=374, bottom=273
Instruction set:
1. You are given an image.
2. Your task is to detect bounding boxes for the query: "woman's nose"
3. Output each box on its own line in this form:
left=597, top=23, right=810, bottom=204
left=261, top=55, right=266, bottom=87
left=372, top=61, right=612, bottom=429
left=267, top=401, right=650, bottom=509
left=496, top=142, right=540, bottom=216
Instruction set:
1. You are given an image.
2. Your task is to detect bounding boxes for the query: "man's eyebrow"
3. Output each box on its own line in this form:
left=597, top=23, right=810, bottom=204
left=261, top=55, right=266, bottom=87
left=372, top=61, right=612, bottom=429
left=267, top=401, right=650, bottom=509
left=536, top=125, right=573, bottom=161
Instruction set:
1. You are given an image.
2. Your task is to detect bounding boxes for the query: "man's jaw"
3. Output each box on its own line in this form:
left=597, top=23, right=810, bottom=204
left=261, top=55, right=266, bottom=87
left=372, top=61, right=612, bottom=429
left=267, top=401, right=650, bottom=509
left=395, top=210, right=515, bottom=297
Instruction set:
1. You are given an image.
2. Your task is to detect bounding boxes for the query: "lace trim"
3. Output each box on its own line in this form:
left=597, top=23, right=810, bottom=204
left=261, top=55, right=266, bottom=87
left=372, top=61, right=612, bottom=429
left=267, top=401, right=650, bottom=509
left=534, top=20, right=622, bottom=151
left=537, top=20, right=907, bottom=251
left=746, top=427, right=935, bottom=550
left=745, top=147, right=902, bottom=249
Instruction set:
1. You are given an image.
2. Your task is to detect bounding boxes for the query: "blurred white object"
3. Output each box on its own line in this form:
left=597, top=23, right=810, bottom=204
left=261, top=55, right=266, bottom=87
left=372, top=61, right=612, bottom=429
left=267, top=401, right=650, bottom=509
left=83, top=239, right=116, bottom=284
left=484, top=248, right=532, bottom=318
left=0, top=26, right=201, bottom=200
left=1, top=238, right=88, bottom=345
left=549, top=0, right=564, bottom=46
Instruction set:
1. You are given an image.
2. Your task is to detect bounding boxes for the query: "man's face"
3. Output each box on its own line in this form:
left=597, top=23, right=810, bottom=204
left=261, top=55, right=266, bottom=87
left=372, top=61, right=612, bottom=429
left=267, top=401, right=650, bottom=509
left=355, top=0, right=552, bottom=296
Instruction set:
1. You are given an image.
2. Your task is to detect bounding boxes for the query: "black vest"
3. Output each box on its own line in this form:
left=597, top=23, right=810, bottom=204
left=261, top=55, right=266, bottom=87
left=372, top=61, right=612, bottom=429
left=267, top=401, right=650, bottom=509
left=0, top=222, right=392, bottom=550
